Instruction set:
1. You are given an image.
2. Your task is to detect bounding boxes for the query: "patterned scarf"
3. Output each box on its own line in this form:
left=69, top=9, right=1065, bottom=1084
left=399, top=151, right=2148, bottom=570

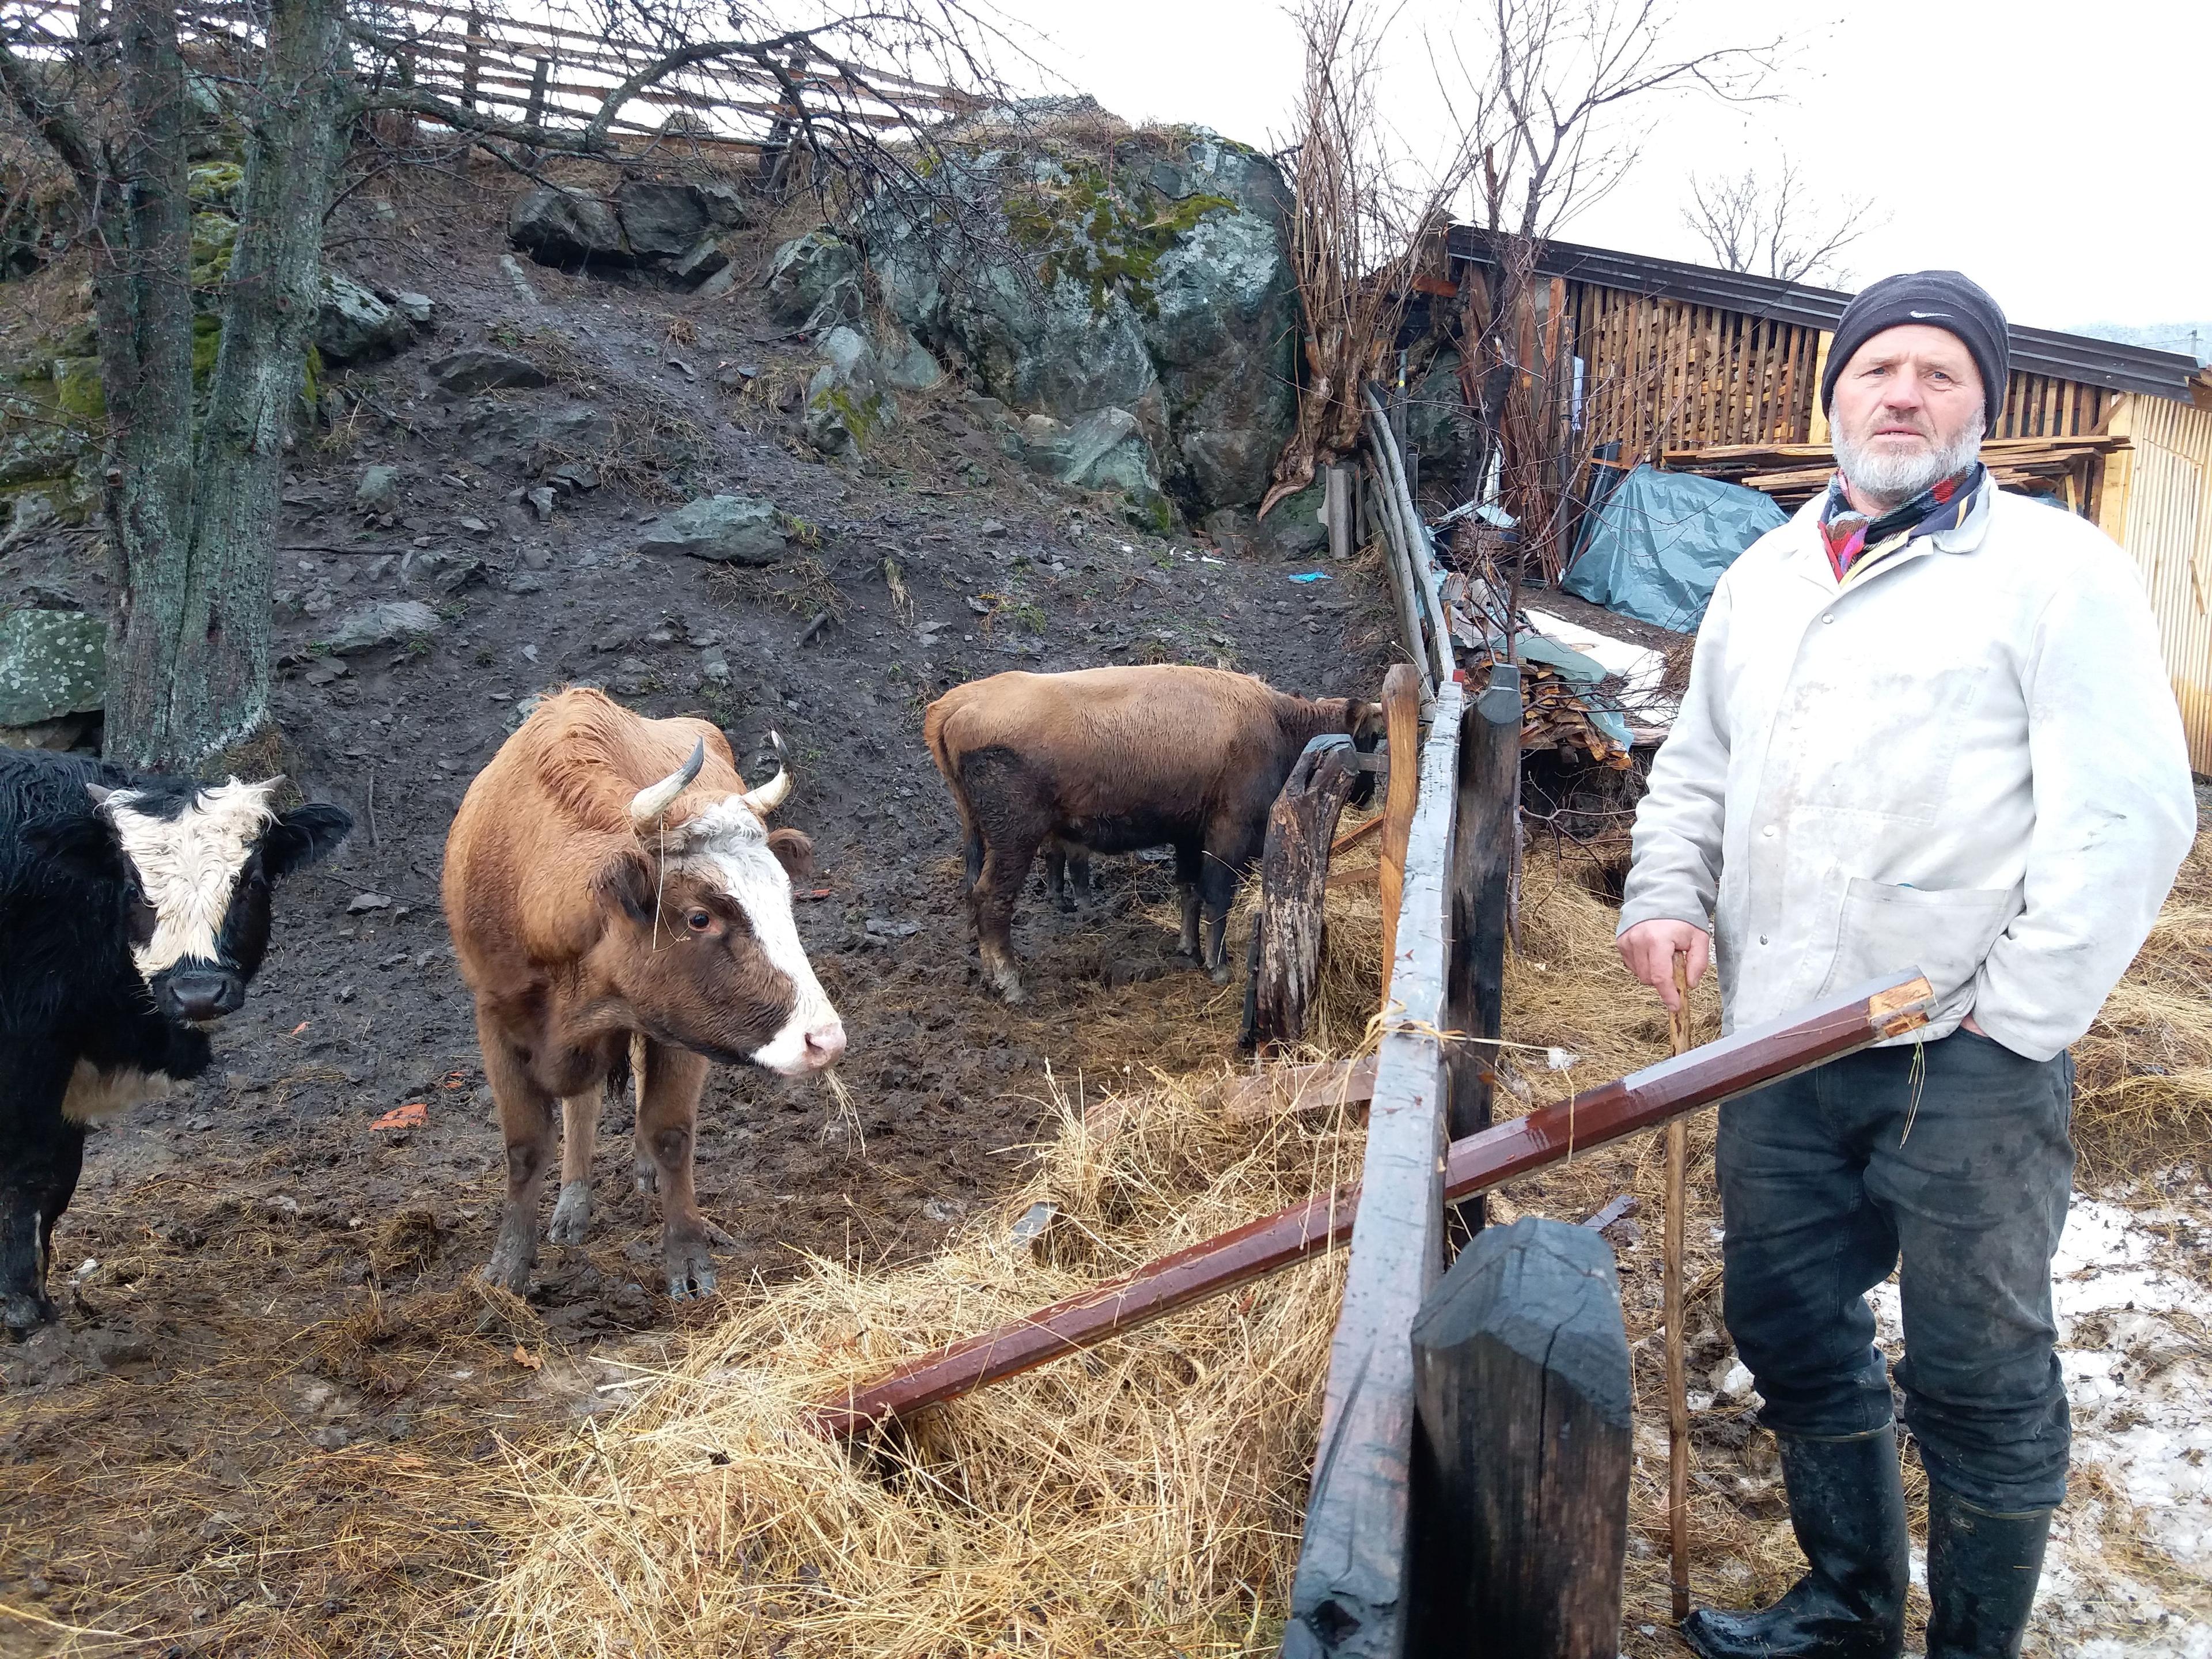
left=1817, top=463, right=1986, bottom=583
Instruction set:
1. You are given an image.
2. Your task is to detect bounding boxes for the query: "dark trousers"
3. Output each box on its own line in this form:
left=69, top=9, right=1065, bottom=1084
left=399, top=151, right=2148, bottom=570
left=1716, top=1029, right=2074, bottom=1512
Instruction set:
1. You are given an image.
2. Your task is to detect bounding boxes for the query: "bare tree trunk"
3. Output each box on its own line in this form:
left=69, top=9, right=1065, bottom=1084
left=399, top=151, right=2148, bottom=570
left=104, top=0, right=347, bottom=771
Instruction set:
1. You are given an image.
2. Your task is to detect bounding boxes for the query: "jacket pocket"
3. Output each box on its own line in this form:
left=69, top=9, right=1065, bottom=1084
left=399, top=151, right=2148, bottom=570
left=1816, top=879, right=2018, bottom=1007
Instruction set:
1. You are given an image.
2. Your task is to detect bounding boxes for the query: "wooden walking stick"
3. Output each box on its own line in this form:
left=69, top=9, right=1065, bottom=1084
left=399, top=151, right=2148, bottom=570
left=1666, top=950, right=1693, bottom=1623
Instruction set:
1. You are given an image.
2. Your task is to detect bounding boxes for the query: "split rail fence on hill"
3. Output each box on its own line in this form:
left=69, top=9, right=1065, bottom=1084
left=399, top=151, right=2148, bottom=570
left=7, top=0, right=967, bottom=158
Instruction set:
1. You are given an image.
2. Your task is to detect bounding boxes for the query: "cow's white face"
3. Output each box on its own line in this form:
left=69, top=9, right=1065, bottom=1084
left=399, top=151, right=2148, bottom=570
left=104, top=778, right=278, bottom=982
left=89, top=778, right=353, bottom=1024
left=661, top=797, right=845, bottom=1075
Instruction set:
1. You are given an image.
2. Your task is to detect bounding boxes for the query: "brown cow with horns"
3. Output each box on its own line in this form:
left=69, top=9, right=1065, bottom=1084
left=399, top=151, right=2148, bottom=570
left=926, top=665, right=1382, bottom=1002
left=443, top=688, right=845, bottom=1298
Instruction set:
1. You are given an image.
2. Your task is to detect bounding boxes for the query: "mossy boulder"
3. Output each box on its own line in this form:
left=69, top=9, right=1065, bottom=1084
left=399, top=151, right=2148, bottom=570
left=863, top=120, right=1296, bottom=520
left=801, top=327, right=892, bottom=456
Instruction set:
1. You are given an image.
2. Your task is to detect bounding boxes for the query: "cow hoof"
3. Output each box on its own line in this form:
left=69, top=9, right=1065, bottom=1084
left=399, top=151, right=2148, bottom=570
left=999, top=980, right=1030, bottom=1006
left=634, top=1158, right=660, bottom=1196
left=481, top=1235, right=535, bottom=1294
left=1207, top=962, right=1233, bottom=986
left=664, top=1245, right=719, bottom=1301
left=547, top=1181, right=592, bottom=1248
left=1056, top=897, right=1077, bottom=915
left=2, top=1290, right=56, bottom=1338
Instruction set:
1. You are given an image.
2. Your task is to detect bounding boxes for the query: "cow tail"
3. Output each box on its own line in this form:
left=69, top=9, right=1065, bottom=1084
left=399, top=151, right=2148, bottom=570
left=630, top=1031, right=648, bottom=1111
left=923, top=703, right=976, bottom=837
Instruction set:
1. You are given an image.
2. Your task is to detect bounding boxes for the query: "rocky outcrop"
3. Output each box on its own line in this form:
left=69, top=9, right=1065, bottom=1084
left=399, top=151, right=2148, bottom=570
left=801, top=327, right=893, bottom=457
left=861, top=118, right=1297, bottom=520
left=1014, top=408, right=1164, bottom=517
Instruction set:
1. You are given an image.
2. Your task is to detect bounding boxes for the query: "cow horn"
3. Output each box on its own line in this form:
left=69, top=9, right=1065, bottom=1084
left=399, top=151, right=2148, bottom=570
left=740, top=730, right=792, bottom=816
left=630, top=737, right=705, bottom=828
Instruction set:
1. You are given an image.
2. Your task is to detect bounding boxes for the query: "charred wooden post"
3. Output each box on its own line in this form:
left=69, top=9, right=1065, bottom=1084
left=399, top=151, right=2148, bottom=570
left=1410, top=1217, right=1632, bottom=1656
left=1283, top=681, right=1465, bottom=1659
left=1244, top=736, right=1362, bottom=1052
left=1376, top=664, right=1425, bottom=998
left=1447, top=662, right=1522, bottom=1161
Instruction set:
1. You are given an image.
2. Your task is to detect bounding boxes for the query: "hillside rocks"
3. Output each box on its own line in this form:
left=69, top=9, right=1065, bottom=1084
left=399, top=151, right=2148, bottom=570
left=323, top=599, right=442, bottom=655
left=636, top=494, right=787, bottom=563
left=765, top=230, right=864, bottom=332
left=857, top=118, right=1297, bottom=520
left=507, top=180, right=745, bottom=288
left=1015, top=408, right=1163, bottom=512
left=802, top=327, right=893, bottom=457
left=429, top=347, right=550, bottom=396
left=0, top=609, right=104, bottom=733
left=509, top=187, right=626, bottom=266
left=317, top=270, right=416, bottom=366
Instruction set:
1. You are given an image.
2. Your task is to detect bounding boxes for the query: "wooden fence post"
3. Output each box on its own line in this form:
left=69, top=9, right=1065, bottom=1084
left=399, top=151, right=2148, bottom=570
left=1244, top=737, right=1362, bottom=1052
left=1410, top=1217, right=1631, bottom=1656
left=461, top=7, right=484, bottom=111
left=524, top=53, right=552, bottom=164
left=1283, top=683, right=1465, bottom=1659
left=1324, top=463, right=1355, bottom=562
left=1375, top=664, right=1423, bottom=999
left=1445, top=662, right=1522, bottom=1171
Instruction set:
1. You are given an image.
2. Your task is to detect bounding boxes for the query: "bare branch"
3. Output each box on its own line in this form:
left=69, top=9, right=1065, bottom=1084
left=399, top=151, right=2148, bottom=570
left=1682, top=154, right=1887, bottom=286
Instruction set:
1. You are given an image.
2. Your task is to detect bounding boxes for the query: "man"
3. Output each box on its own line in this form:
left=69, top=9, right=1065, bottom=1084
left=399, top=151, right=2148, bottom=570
left=1618, top=271, right=2195, bottom=1658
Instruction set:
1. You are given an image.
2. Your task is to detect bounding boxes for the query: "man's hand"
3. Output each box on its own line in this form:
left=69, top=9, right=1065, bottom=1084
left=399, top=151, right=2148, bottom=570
left=1618, top=919, right=1711, bottom=1010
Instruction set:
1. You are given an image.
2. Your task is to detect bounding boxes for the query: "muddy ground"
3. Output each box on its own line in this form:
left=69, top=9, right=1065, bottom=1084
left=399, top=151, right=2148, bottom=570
left=0, top=166, right=1390, bottom=1652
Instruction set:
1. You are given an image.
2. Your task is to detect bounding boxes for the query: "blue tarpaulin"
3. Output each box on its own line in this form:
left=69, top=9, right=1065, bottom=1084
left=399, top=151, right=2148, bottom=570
left=1562, top=464, right=1788, bottom=631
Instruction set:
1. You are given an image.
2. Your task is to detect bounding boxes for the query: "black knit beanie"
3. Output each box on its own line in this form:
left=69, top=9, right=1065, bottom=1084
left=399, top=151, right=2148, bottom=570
left=1820, top=270, right=2010, bottom=437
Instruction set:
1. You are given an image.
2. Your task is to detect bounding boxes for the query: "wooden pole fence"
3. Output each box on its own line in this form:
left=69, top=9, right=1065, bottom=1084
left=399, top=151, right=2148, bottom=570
left=808, top=970, right=1933, bottom=1440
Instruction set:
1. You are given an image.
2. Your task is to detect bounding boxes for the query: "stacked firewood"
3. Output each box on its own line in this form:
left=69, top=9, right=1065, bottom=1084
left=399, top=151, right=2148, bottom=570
left=1664, top=435, right=2127, bottom=510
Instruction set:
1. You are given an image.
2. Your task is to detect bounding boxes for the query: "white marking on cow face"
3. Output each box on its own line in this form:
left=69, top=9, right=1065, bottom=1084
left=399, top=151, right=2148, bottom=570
left=61, top=1060, right=172, bottom=1125
left=669, top=797, right=846, bottom=1077
left=103, top=779, right=278, bottom=978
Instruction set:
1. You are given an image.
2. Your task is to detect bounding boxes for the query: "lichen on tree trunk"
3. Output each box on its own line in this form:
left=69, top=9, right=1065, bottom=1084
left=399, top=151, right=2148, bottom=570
left=96, top=0, right=347, bottom=773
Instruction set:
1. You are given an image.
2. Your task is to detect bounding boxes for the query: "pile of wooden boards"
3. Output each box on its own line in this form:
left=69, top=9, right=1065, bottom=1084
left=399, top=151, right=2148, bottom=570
left=1664, top=434, right=2129, bottom=510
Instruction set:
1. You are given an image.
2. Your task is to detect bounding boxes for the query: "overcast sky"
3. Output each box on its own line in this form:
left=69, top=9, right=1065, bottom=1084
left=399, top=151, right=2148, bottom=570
left=984, top=0, right=2210, bottom=341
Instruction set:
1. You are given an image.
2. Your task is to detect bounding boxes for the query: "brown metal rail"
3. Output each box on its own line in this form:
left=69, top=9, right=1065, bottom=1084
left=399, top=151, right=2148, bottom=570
left=812, top=971, right=1934, bottom=1437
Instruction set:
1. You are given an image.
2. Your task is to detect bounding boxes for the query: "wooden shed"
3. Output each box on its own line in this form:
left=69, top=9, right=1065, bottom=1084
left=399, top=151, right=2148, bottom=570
left=1447, top=230, right=2212, bottom=770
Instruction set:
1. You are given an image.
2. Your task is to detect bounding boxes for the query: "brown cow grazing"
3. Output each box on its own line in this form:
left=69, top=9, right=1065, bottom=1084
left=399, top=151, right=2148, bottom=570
left=442, top=688, right=845, bottom=1298
left=925, top=665, right=1382, bottom=1002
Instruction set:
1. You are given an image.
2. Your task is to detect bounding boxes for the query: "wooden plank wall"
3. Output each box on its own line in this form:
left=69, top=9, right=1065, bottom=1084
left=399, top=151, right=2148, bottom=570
left=1994, top=373, right=2109, bottom=440
left=1572, top=283, right=2113, bottom=460
left=1570, top=285, right=1822, bottom=457
left=2107, top=393, right=2212, bottom=773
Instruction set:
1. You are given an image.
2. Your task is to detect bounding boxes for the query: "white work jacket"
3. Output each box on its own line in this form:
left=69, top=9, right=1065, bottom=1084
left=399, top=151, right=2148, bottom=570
left=1620, top=476, right=2196, bottom=1061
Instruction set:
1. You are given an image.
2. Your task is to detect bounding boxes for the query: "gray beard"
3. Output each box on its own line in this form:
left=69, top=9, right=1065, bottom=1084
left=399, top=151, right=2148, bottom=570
left=1834, top=415, right=1984, bottom=510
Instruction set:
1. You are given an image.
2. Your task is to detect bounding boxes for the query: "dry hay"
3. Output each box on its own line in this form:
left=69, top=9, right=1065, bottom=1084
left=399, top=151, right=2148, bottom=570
left=112, top=832, right=2195, bottom=1656
left=472, top=1069, right=1361, bottom=1657
left=2072, top=829, right=2212, bottom=1168
left=468, top=843, right=1725, bottom=1657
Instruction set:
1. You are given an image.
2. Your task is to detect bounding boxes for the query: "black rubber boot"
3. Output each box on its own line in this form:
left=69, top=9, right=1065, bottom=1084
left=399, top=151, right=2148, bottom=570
left=1681, top=1427, right=1908, bottom=1659
left=1923, top=1485, right=2052, bottom=1658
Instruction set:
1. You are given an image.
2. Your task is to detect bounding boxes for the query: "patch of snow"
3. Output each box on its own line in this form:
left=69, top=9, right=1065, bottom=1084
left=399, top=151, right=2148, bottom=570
left=1521, top=605, right=1679, bottom=724
left=1869, top=1190, right=2212, bottom=1653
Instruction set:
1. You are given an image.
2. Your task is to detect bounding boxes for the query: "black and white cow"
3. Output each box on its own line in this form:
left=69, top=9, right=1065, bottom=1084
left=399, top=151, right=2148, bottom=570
left=0, top=750, right=350, bottom=1335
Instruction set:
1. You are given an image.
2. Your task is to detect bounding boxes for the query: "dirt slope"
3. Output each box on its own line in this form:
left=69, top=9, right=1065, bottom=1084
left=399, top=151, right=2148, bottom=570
left=0, top=165, right=1388, bottom=1651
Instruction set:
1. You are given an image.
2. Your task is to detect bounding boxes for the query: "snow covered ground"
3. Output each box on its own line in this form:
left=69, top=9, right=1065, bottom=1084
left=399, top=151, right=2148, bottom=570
left=1869, top=1183, right=2212, bottom=1655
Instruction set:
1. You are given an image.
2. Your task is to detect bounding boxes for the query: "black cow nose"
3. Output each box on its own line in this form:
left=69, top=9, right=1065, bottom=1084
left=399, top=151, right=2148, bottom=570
left=167, top=972, right=241, bottom=1021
